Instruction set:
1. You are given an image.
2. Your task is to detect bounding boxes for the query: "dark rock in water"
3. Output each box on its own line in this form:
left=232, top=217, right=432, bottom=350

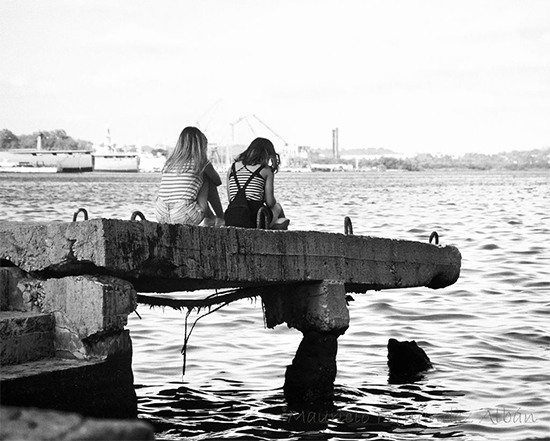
left=387, top=338, right=432, bottom=384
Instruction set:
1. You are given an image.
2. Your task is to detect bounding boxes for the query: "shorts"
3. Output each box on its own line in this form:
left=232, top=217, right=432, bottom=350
left=155, top=198, right=205, bottom=225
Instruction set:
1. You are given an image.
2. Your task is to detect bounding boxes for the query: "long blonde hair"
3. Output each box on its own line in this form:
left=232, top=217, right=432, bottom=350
left=163, top=127, right=208, bottom=174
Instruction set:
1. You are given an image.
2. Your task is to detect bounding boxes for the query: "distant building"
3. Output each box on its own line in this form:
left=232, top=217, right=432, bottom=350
left=332, top=128, right=340, bottom=159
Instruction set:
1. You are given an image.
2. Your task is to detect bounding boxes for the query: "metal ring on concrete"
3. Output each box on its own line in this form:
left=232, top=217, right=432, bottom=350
left=131, top=211, right=146, bottom=221
left=429, top=231, right=439, bottom=245
left=256, top=207, right=270, bottom=229
left=72, top=208, right=88, bottom=222
left=344, top=216, right=353, bottom=235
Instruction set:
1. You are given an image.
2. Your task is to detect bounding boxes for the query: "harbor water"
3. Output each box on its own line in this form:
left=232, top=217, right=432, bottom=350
left=0, top=170, right=549, bottom=440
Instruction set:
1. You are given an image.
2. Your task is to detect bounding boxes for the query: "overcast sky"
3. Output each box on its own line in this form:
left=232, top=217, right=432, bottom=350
left=1, top=0, right=549, bottom=155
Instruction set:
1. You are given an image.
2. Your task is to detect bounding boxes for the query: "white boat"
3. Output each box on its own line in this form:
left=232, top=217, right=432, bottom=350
left=0, top=150, right=93, bottom=172
left=310, top=163, right=354, bottom=172
left=137, top=154, right=165, bottom=172
left=92, top=153, right=140, bottom=172
left=0, top=161, right=59, bottom=173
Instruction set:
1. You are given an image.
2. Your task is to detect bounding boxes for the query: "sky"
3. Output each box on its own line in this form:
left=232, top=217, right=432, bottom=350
left=1, top=0, right=549, bottom=156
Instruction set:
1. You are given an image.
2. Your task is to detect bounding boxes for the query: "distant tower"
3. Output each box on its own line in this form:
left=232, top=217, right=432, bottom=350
left=332, top=128, right=339, bottom=159
left=105, top=126, right=112, bottom=150
left=36, top=133, right=43, bottom=151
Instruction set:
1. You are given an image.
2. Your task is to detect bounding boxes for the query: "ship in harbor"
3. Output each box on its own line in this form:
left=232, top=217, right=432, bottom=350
left=91, top=127, right=140, bottom=172
left=0, top=130, right=140, bottom=173
left=0, top=158, right=60, bottom=173
left=0, top=148, right=142, bottom=173
left=92, top=152, right=140, bottom=172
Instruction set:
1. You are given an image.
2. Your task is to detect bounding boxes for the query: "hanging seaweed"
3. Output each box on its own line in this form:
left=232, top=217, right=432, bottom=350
left=180, top=302, right=227, bottom=377
left=135, top=284, right=289, bottom=376
left=137, top=285, right=264, bottom=310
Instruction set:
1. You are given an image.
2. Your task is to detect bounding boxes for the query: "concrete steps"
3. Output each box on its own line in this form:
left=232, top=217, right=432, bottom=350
left=1, top=354, right=137, bottom=419
left=0, top=266, right=138, bottom=419
left=0, top=356, right=101, bottom=381
left=0, top=311, right=55, bottom=366
left=0, top=265, right=150, bottom=437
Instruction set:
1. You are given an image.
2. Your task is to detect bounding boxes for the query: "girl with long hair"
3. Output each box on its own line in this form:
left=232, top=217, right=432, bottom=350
left=155, top=126, right=223, bottom=225
left=225, top=137, right=289, bottom=229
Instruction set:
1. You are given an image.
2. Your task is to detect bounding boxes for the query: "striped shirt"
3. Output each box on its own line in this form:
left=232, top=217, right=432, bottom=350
left=228, top=163, right=266, bottom=202
left=157, top=161, right=205, bottom=203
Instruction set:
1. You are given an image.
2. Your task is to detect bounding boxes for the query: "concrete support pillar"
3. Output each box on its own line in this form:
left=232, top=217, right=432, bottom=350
left=262, top=280, right=349, bottom=407
left=284, top=330, right=338, bottom=407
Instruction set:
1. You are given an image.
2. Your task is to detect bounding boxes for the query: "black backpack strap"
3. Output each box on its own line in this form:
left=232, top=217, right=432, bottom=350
left=230, top=163, right=241, bottom=190
left=243, top=164, right=264, bottom=190
left=231, top=164, right=265, bottom=192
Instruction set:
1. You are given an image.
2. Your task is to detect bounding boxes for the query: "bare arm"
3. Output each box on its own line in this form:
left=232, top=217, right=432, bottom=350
left=203, top=162, right=222, bottom=186
left=226, top=167, right=232, bottom=201
left=263, top=167, right=277, bottom=208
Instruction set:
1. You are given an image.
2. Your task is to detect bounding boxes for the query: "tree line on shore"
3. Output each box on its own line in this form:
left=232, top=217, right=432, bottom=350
left=0, top=129, right=92, bottom=151
left=307, top=148, right=550, bottom=171
left=392, top=149, right=547, bottom=171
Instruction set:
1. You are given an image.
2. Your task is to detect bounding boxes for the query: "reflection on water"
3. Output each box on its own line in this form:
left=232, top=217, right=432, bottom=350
left=1, top=170, right=549, bottom=440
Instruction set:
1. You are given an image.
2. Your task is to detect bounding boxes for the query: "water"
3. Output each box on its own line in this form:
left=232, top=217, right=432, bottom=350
left=1, top=170, right=549, bottom=440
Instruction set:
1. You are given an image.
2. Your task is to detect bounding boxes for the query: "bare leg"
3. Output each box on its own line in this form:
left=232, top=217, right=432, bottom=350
left=198, top=177, right=225, bottom=226
left=196, top=178, right=211, bottom=217
left=206, top=176, right=224, bottom=218
left=269, top=203, right=289, bottom=229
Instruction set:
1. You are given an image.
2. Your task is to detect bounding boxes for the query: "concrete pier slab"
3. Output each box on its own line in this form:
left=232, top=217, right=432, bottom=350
left=262, top=280, right=350, bottom=334
left=0, top=218, right=462, bottom=414
left=0, top=219, right=461, bottom=293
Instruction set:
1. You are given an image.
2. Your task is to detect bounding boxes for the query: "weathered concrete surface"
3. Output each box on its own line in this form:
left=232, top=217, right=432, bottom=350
left=21, top=275, right=136, bottom=334
left=0, top=267, right=28, bottom=311
left=1, top=260, right=138, bottom=417
left=0, top=218, right=462, bottom=293
left=1, top=269, right=136, bottom=360
left=262, top=280, right=349, bottom=334
left=16, top=275, right=136, bottom=359
left=0, top=406, right=154, bottom=441
left=0, top=311, right=55, bottom=365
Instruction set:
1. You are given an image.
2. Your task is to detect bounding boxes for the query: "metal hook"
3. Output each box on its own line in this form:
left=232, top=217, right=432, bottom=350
left=344, top=216, right=353, bottom=235
left=429, top=231, right=439, bottom=245
left=72, top=208, right=88, bottom=222
left=256, top=207, right=270, bottom=229
left=131, top=211, right=146, bottom=221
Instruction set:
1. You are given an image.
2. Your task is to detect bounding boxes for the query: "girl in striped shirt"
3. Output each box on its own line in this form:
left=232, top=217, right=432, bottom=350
left=155, top=127, right=223, bottom=225
left=226, top=137, right=289, bottom=229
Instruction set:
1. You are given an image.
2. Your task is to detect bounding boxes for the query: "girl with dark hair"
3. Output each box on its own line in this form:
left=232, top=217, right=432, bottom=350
left=225, top=137, right=289, bottom=229
left=155, top=126, right=224, bottom=225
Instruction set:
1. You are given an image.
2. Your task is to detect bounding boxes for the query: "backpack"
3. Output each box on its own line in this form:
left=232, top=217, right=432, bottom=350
left=224, top=163, right=264, bottom=228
